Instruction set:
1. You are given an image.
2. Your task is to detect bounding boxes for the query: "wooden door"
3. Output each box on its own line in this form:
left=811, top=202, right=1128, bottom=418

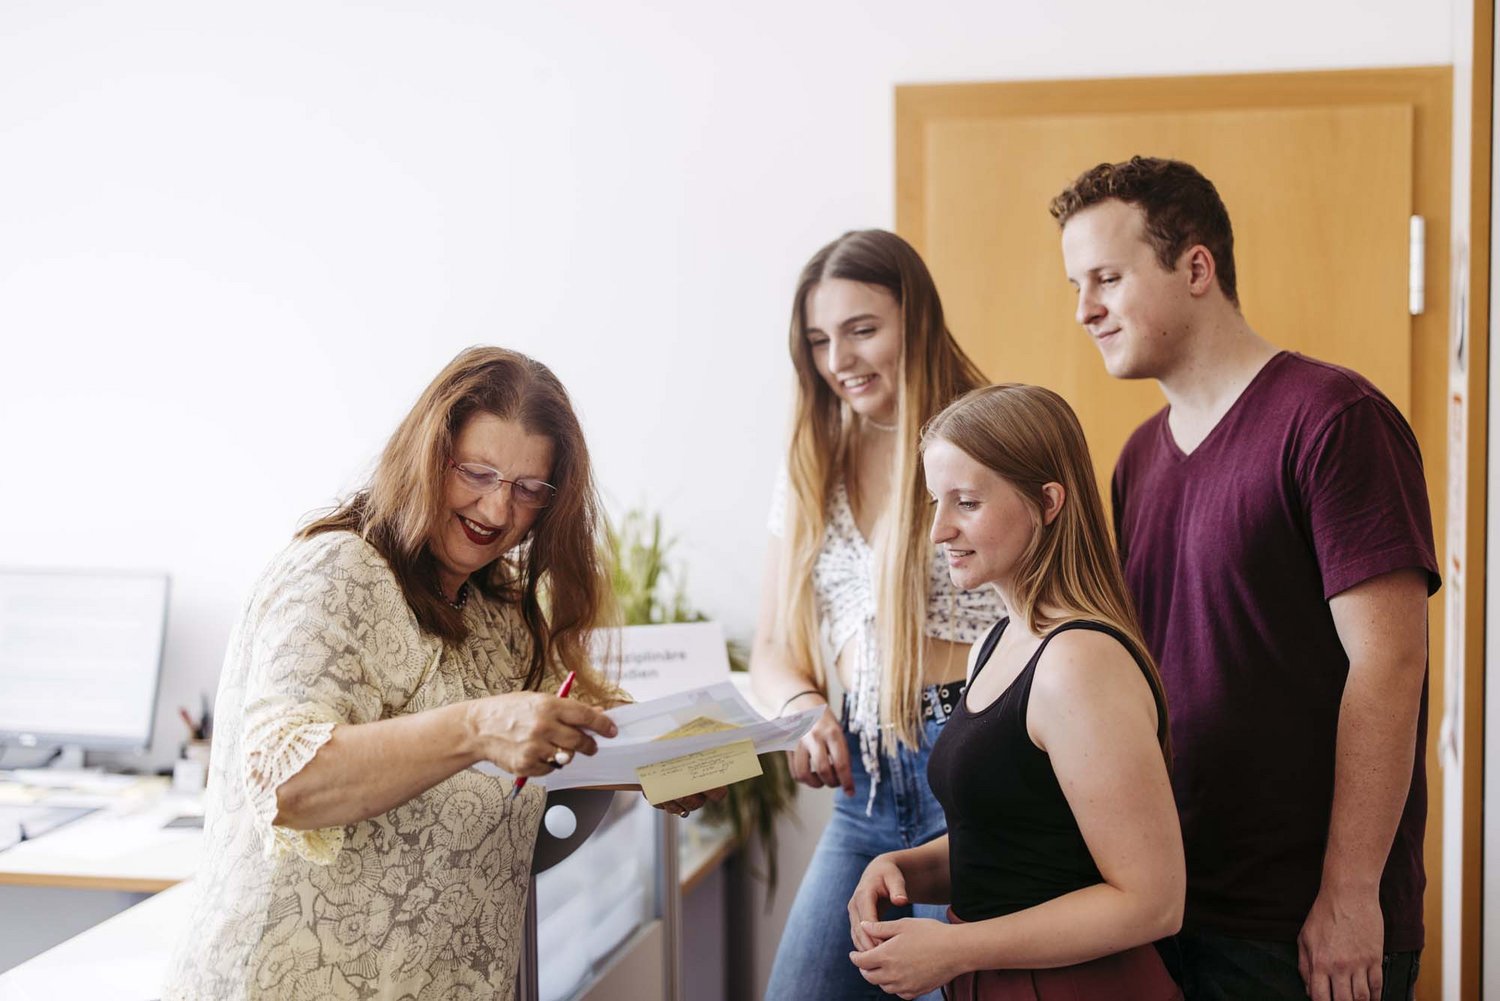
left=897, top=68, right=1451, bottom=997
left=905, top=104, right=1410, bottom=492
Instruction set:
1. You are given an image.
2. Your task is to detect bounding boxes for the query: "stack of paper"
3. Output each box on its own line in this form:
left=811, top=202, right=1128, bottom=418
left=473, top=682, right=821, bottom=804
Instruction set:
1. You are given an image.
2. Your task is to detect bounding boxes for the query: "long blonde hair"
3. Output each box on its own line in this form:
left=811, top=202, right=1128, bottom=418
left=302, top=346, right=617, bottom=702
left=921, top=384, right=1170, bottom=759
left=778, top=230, right=985, bottom=748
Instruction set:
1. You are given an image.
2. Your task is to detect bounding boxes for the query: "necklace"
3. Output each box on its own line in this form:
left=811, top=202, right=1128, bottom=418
left=862, top=415, right=897, bottom=433
left=442, top=582, right=470, bottom=611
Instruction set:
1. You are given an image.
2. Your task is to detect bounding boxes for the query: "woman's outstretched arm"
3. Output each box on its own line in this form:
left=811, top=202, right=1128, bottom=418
left=274, top=692, right=616, bottom=829
left=748, top=534, right=854, bottom=795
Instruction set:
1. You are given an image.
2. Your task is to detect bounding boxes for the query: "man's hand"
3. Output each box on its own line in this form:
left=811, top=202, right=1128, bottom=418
left=848, top=918, right=962, bottom=999
left=1297, top=884, right=1384, bottom=1001
left=1302, top=567, right=1430, bottom=1001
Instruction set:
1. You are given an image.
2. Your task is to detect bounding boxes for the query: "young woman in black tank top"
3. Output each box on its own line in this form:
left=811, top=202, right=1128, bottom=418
left=846, top=385, right=1184, bottom=1001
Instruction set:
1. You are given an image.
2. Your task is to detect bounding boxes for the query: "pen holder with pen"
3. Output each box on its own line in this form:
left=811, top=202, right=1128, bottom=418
left=173, top=738, right=211, bottom=793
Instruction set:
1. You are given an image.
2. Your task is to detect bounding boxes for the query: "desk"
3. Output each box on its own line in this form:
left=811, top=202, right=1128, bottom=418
left=0, top=777, right=202, bottom=975
left=0, top=782, right=202, bottom=892
left=0, top=791, right=732, bottom=1001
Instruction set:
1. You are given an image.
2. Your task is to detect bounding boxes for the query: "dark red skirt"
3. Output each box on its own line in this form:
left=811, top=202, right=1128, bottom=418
left=942, top=909, right=1183, bottom=1001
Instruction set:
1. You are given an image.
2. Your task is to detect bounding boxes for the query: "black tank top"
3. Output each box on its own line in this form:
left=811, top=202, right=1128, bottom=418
left=927, top=617, right=1154, bottom=922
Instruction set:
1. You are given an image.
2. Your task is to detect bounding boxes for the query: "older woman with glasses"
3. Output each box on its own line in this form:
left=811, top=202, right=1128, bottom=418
left=163, top=347, right=704, bottom=1001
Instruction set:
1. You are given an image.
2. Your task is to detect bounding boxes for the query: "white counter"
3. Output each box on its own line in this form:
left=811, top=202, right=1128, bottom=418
left=0, top=880, right=193, bottom=1001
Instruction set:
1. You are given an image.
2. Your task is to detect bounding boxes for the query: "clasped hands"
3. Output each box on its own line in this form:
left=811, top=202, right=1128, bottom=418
left=846, top=855, right=960, bottom=999
left=843, top=856, right=1391, bottom=1000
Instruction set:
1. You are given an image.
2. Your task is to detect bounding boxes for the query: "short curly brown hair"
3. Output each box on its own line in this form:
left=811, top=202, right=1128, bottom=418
left=1049, top=156, right=1239, bottom=306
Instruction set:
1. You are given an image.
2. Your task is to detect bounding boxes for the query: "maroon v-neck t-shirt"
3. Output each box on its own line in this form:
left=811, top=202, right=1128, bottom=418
left=1112, top=351, right=1440, bottom=951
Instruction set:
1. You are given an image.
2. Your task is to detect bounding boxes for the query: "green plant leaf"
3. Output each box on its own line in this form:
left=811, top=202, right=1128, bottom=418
left=606, top=506, right=796, bottom=898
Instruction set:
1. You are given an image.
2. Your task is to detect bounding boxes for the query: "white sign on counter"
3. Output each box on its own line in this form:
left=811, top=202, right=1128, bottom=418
left=597, top=622, right=730, bottom=702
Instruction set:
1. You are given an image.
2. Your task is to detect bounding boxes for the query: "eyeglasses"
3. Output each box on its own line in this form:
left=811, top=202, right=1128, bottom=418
left=448, top=460, right=557, bottom=509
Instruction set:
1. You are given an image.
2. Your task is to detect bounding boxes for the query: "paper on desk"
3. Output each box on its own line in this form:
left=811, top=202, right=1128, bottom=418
left=0, top=783, right=45, bottom=805
left=471, top=682, right=821, bottom=793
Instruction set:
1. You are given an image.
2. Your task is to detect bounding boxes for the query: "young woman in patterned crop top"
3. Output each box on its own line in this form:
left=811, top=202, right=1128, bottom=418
left=846, top=384, right=1183, bottom=1001
left=751, top=230, right=1003, bottom=1001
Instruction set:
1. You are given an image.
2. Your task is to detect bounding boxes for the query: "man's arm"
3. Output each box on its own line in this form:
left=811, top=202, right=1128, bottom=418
left=1299, top=567, right=1430, bottom=1001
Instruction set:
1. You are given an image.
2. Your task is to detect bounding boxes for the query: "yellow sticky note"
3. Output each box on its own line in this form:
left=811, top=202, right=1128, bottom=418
left=654, top=715, right=740, bottom=741
left=636, top=739, right=763, bottom=805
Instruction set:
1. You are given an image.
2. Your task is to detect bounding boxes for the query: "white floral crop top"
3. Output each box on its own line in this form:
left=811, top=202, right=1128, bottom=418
left=769, top=468, right=1002, bottom=808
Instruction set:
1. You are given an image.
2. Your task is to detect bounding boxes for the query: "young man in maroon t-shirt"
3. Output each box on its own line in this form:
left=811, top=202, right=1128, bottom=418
left=1050, top=157, right=1440, bottom=1001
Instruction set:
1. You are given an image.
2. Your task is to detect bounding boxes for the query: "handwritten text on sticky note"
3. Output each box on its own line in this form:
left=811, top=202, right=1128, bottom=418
left=635, top=739, right=762, bottom=804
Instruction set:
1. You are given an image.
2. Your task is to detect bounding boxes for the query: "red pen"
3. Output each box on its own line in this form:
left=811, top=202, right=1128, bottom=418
left=511, top=670, right=577, bottom=799
left=178, top=707, right=199, bottom=739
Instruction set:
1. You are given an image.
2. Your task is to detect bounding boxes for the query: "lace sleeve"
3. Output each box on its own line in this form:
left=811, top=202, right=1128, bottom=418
left=238, top=537, right=427, bottom=864
left=241, top=701, right=346, bottom=864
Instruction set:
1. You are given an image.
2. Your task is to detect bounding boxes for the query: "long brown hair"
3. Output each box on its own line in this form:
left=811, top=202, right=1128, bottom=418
left=778, top=229, right=985, bottom=748
left=921, top=383, right=1170, bottom=759
left=302, top=346, right=616, bottom=698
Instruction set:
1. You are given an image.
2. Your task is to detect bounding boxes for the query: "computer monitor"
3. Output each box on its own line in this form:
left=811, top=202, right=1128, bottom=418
left=0, top=569, right=170, bottom=754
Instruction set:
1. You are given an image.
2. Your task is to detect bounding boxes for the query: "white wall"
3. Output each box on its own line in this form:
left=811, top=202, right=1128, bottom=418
left=0, top=0, right=1457, bottom=990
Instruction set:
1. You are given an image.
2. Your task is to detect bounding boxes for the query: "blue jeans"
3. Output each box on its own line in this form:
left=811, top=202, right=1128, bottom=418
left=764, top=717, right=950, bottom=1001
left=1175, top=928, right=1420, bottom=1001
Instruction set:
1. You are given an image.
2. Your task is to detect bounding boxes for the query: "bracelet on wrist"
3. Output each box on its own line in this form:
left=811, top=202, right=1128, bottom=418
left=778, top=688, right=825, bottom=716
